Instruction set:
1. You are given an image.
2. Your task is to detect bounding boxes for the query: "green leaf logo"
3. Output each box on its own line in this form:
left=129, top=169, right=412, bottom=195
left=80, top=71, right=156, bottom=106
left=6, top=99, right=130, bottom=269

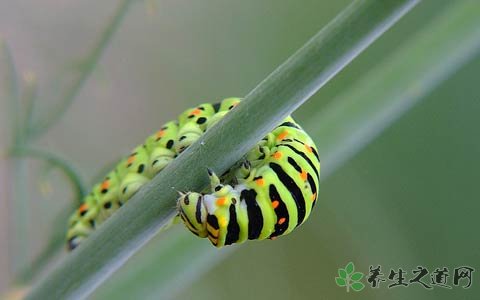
left=335, top=262, right=365, bottom=292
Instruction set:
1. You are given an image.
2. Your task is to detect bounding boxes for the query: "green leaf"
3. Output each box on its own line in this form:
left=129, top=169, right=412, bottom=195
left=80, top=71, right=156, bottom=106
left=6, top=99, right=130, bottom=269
left=345, top=262, right=355, bottom=275
left=350, top=272, right=364, bottom=281
left=338, top=268, right=347, bottom=279
left=351, top=282, right=365, bottom=292
left=335, top=277, right=346, bottom=287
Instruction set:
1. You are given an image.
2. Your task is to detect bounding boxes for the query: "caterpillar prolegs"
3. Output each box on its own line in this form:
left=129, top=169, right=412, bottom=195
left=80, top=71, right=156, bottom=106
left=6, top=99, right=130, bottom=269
left=66, top=98, right=320, bottom=250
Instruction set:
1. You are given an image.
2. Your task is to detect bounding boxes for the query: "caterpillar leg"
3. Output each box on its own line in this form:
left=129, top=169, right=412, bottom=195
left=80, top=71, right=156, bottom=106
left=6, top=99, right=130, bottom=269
left=205, top=98, right=241, bottom=130
left=149, top=147, right=176, bottom=175
left=175, top=122, right=203, bottom=153
left=228, top=133, right=276, bottom=184
left=246, top=133, right=276, bottom=167
left=67, top=99, right=320, bottom=251
left=119, top=173, right=150, bottom=202
left=234, top=160, right=252, bottom=181
left=207, top=168, right=223, bottom=191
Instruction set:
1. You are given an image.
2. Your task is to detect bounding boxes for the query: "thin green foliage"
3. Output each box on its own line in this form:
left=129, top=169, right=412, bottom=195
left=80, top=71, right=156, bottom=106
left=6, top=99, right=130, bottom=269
left=11, top=148, right=87, bottom=204
left=0, top=38, right=20, bottom=137
left=1, top=33, right=29, bottom=277
left=2, top=0, right=134, bottom=287
left=26, top=0, right=135, bottom=139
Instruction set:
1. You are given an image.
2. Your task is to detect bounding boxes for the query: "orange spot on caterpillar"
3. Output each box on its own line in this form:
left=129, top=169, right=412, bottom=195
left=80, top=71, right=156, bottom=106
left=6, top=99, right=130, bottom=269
left=278, top=217, right=286, bottom=225
left=127, top=155, right=136, bottom=165
left=277, top=130, right=289, bottom=141
left=270, top=236, right=277, bottom=240
left=304, top=144, right=313, bottom=153
left=156, top=129, right=166, bottom=138
left=79, top=203, right=88, bottom=213
left=271, top=200, right=279, bottom=209
left=216, top=197, right=227, bottom=206
left=190, top=108, right=202, bottom=116
left=101, top=180, right=110, bottom=190
left=255, top=178, right=265, bottom=186
left=272, top=151, right=282, bottom=159
left=311, top=193, right=317, bottom=201
left=300, top=170, right=308, bottom=181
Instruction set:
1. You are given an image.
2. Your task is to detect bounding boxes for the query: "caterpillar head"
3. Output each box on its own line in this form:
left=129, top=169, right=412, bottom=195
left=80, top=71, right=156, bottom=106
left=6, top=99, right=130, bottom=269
left=177, top=192, right=208, bottom=238
left=67, top=235, right=84, bottom=251
left=66, top=221, right=92, bottom=251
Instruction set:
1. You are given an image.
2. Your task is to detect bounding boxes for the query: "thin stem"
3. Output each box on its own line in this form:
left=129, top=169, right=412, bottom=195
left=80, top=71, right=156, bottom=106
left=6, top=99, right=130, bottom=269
left=11, top=147, right=87, bottom=203
left=10, top=147, right=87, bottom=282
left=27, top=0, right=134, bottom=138
left=1, top=37, right=30, bottom=276
left=0, top=38, right=21, bottom=138
left=20, top=72, right=38, bottom=137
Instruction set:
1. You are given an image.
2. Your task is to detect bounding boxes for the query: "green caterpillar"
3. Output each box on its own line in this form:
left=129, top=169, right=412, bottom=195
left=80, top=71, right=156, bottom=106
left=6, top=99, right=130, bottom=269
left=67, top=97, right=320, bottom=250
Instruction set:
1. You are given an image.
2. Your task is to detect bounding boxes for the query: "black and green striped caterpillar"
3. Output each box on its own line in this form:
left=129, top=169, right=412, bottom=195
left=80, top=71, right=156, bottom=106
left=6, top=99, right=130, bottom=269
left=67, top=97, right=320, bottom=250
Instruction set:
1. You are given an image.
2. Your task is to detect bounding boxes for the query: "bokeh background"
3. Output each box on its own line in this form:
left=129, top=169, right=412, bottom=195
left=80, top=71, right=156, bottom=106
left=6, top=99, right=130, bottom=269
left=1, top=0, right=479, bottom=299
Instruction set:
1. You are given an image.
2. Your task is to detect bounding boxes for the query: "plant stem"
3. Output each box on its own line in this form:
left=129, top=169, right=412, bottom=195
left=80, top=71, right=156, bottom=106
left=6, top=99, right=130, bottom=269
left=1, top=36, right=30, bottom=277
left=11, top=148, right=87, bottom=204
left=27, top=0, right=134, bottom=138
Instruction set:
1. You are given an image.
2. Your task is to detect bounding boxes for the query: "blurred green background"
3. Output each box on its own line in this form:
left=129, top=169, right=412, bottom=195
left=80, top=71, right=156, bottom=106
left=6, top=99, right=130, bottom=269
left=1, top=0, right=479, bottom=299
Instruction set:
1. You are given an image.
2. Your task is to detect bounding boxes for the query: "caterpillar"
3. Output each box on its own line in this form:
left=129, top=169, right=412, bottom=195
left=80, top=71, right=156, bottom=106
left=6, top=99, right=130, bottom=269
left=66, top=97, right=320, bottom=250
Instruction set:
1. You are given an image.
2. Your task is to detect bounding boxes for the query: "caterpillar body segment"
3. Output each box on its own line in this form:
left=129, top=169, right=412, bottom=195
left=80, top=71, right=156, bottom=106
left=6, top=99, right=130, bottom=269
left=66, top=98, right=241, bottom=250
left=66, top=97, right=320, bottom=251
left=178, top=119, right=320, bottom=247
